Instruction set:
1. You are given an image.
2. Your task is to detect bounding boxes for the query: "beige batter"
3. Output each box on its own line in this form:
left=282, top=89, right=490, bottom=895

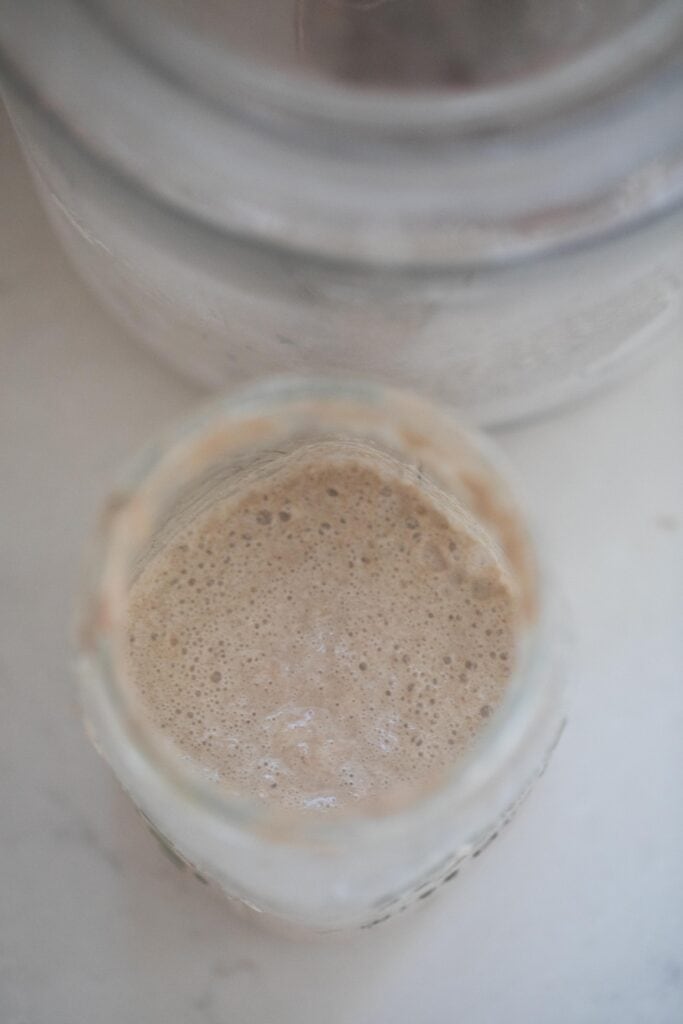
left=126, top=443, right=517, bottom=813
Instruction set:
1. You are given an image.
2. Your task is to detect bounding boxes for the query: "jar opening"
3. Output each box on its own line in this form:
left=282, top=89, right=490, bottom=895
left=79, top=377, right=550, bottom=848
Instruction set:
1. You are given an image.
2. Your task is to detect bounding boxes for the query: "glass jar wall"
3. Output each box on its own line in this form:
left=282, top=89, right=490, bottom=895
left=1, top=0, right=682, bottom=423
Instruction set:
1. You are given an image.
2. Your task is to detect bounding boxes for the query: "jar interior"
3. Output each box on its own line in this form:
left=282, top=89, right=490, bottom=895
left=99, top=384, right=540, bottom=831
left=92, top=0, right=662, bottom=91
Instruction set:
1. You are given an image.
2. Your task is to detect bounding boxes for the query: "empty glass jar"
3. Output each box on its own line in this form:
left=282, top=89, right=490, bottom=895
left=1, top=0, right=682, bottom=422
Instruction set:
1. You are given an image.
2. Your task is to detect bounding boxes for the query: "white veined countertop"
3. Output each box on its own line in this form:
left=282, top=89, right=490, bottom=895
left=1, top=107, right=682, bottom=1024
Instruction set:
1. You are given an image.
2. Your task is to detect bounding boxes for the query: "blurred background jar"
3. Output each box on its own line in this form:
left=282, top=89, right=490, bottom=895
left=0, top=0, right=682, bottom=424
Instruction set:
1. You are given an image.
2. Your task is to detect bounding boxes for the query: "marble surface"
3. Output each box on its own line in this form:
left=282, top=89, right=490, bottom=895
left=1, top=108, right=682, bottom=1024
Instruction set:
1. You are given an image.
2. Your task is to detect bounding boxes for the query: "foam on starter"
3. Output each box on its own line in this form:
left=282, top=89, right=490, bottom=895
left=126, top=444, right=518, bottom=813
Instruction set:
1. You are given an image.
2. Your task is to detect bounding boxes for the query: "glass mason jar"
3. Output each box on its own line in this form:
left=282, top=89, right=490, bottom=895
left=76, top=375, right=566, bottom=932
left=1, top=1, right=682, bottom=424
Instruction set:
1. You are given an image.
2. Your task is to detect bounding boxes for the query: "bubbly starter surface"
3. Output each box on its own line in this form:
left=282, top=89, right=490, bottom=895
left=126, top=446, right=517, bottom=813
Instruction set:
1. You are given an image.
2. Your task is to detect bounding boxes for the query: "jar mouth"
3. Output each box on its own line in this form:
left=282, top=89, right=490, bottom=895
left=78, top=0, right=683, bottom=129
left=77, top=375, right=556, bottom=847
left=3, top=1, right=683, bottom=265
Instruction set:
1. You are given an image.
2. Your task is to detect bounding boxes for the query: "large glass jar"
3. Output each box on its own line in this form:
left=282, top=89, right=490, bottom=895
left=1, top=0, right=682, bottom=423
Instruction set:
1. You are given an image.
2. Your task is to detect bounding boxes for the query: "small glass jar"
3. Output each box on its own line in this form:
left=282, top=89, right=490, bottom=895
left=1, top=0, right=683, bottom=423
left=77, top=375, right=566, bottom=932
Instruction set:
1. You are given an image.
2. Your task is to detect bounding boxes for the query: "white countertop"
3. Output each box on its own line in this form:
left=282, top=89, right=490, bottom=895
left=1, top=108, right=682, bottom=1024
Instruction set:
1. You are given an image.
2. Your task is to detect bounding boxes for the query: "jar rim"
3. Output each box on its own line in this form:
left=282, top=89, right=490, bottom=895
left=2, top=0, right=683, bottom=264
left=76, top=374, right=561, bottom=849
left=56, top=0, right=683, bottom=131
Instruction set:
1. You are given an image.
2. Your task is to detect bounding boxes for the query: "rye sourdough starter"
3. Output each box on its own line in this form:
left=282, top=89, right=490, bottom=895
left=126, top=443, right=518, bottom=813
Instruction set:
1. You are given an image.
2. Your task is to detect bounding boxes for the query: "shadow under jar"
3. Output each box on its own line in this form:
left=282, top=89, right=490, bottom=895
left=1, top=0, right=683, bottom=423
left=77, top=376, right=567, bottom=932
